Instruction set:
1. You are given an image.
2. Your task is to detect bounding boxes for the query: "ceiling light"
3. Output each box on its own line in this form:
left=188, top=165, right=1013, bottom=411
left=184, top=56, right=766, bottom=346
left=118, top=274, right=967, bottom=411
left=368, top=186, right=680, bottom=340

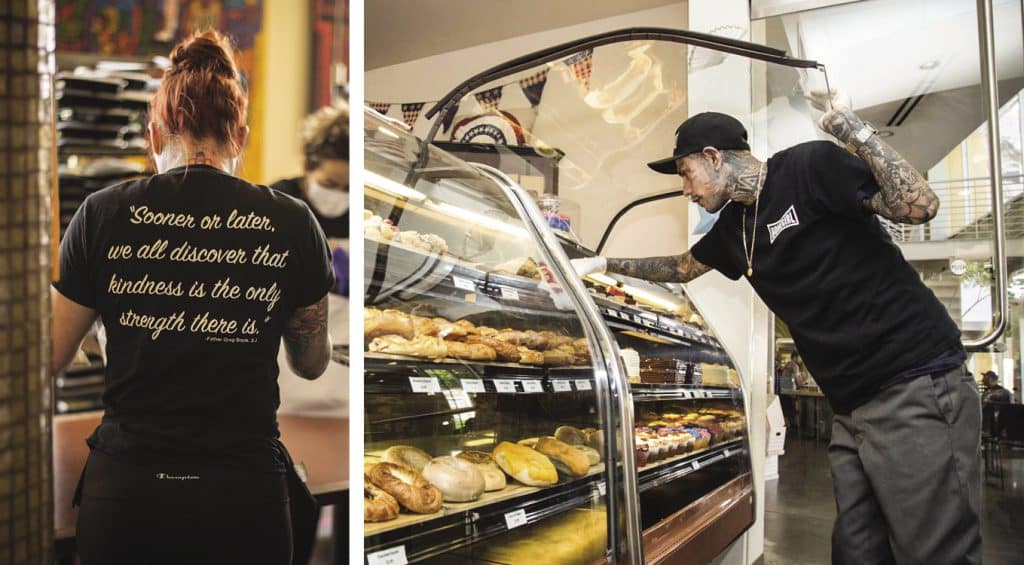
left=919, top=60, right=940, bottom=70
left=877, top=130, right=894, bottom=138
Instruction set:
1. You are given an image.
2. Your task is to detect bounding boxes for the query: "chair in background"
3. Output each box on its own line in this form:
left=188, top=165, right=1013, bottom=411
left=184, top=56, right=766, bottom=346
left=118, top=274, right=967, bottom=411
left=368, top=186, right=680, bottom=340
left=981, top=403, right=1004, bottom=487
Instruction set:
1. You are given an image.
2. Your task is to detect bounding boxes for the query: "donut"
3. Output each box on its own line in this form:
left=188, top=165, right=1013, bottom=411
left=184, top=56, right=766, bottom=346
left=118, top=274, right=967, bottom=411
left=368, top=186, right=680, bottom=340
left=364, top=474, right=400, bottom=522
left=535, top=436, right=590, bottom=478
left=456, top=451, right=507, bottom=491
left=492, top=441, right=558, bottom=486
left=381, top=445, right=432, bottom=472
left=421, top=456, right=486, bottom=502
left=369, top=462, right=443, bottom=514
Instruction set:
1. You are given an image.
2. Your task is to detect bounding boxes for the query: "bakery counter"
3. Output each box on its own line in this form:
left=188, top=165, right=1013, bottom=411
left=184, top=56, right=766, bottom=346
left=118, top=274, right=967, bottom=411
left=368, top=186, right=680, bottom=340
left=365, top=463, right=607, bottom=562
left=637, top=438, right=746, bottom=493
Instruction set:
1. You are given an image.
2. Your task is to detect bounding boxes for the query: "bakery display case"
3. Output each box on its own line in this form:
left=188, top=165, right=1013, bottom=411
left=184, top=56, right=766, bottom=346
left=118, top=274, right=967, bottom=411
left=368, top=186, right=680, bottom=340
left=362, top=28, right=812, bottom=563
left=362, top=109, right=633, bottom=564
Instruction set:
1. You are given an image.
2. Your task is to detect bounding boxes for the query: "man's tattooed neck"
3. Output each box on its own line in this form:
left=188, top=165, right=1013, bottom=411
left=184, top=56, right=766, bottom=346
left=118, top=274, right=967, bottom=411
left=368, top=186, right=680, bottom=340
left=724, top=152, right=765, bottom=205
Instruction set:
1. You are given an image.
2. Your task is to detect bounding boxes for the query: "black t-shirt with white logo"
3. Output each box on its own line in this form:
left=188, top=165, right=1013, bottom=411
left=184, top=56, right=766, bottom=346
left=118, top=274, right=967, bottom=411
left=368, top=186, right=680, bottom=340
left=55, top=165, right=335, bottom=469
left=691, top=141, right=961, bottom=413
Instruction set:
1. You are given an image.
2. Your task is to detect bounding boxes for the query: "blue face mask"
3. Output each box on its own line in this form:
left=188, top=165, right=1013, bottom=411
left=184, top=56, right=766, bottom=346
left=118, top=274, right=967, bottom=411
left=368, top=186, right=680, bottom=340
left=692, top=206, right=721, bottom=235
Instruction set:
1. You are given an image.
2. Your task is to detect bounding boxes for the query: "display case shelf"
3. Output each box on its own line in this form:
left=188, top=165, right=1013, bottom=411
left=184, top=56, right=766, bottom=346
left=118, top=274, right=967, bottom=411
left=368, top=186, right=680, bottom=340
left=365, top=464, right=607, bottom=562
left=365, top=353, right=595, bottom=396
left=593, top=295, right=721, bottom=350
left=630, top=383, right=741, bottom=401
left=638, top=439, right=746, bottom=493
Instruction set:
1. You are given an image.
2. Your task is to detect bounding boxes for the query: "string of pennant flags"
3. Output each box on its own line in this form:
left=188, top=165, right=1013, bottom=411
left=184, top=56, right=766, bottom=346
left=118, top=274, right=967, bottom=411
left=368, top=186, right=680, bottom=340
left=367, top=49, right=594, bottom=129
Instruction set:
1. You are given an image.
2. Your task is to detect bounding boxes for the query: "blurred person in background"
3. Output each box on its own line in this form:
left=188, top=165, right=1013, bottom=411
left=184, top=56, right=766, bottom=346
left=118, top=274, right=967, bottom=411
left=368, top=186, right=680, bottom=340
left=982, top=370, right=1012, bottom=404
left=51, top=30, right=334, bottom=564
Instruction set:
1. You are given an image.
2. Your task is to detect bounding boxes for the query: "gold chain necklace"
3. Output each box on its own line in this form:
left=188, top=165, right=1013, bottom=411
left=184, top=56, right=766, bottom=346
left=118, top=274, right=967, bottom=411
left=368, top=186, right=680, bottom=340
left=741, top=163, right=766, bottom=278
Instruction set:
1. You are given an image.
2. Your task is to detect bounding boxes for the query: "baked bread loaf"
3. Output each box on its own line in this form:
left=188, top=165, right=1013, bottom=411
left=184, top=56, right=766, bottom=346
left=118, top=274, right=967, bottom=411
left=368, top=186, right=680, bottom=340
left=539, top=331, right=574, bottom=350
left=411, top=315, right=440, bottom=337
left=554, top=425, right=585, bottom=446
left=445, top=340, right=497, bottom=362
left=517, top=347, right=544, bottom=365
left=494, top=329, right=527, bottom=346
left=542, top=349, right=575, bottom=366
left=492, top=441, right=558, bottom=486
left=421, top=456, right=486, bottom=502
left=369, top=335, right=448, bottom=360
left=364, top=474, right=400, bottom=522
left=535, top=436, right=590, bottom=478
left=465, top=335, right=519, bottom=362
left=368, top=462, right=443, bottom=514
left=456, top=451, right=507, bottom=491
left=574, top=445, right=601, bottom=466
left=516, top=437, right=539, bottom=448
left=381, top=445, right=432, bottom=472
left=434, top=318, right=468, bottom=340
left=365, top=308, right=414, bottom=340
left=583, top=428, right=605, bottom=459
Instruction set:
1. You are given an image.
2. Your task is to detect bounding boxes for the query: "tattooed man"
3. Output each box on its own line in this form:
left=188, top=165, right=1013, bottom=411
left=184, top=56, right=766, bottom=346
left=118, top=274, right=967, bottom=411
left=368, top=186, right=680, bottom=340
left=573, top=99, right=980, bottom=565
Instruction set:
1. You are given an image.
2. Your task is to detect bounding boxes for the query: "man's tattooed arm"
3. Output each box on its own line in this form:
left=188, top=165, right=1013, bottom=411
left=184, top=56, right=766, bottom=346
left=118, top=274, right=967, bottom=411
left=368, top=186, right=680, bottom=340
left=283, top=294, right=331, bottom=379
left=821, top=107, right=939, bottom=225
left=606, top=252, right=711, bottom=283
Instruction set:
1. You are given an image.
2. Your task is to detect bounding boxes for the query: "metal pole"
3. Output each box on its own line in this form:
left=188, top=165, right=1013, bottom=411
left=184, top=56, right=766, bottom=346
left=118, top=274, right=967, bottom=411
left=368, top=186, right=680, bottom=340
left=0, top=0, right=56, bottom=562
left=964, top=0, right=1008, bottom=350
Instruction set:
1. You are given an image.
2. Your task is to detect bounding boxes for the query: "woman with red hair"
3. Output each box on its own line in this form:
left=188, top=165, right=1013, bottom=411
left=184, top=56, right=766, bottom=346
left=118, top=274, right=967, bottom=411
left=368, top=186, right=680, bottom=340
left=51, top=30, right=334, bottom=564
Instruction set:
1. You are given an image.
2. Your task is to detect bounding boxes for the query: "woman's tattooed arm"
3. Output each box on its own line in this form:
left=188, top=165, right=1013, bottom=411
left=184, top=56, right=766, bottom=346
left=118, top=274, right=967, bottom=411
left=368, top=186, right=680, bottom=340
left=606, top=252, right=711, bottom=282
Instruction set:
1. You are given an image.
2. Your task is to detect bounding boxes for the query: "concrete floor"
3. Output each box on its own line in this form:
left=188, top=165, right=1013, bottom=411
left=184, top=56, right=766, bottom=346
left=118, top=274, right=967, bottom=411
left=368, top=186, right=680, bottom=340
left=765, top=435, right=1024, bottom=565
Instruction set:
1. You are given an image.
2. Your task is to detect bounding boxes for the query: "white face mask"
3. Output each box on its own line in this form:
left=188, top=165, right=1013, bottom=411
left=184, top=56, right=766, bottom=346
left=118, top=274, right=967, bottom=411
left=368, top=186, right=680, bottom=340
left=307, top=179, right=349, bottom=218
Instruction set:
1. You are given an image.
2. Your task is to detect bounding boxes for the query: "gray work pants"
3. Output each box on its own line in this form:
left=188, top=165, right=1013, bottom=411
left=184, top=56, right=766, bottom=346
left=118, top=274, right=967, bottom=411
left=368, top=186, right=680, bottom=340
left=828, top=365, right=981, bottom=565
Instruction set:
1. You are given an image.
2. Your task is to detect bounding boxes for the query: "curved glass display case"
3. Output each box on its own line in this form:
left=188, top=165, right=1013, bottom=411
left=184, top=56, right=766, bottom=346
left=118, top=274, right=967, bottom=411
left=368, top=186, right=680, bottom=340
left=362, top=109, right=632, bottom=564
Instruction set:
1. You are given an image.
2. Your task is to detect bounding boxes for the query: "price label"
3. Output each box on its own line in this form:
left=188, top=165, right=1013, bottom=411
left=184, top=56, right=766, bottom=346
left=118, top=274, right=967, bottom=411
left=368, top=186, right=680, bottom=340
left=452, top=276, right=475, bottom=291
left=494, top=379, right=516, bottom=393
left=682, top=391, right=693, bottom=399
left=367, top=546, right=408, bottom=565
left=522, top=380, right=544, bottom=393
left=409, top=377, right=441, bottom=394
left=692, top=460, right=702, bottom=471
left=500, top=287, right=520, bottom=301
left=461, top=378, right=486, bottom=393
left=552, top=380, right=573, bottom=393
left=597, top=481, right=607, bottom=496
left=574, top=379, right=593, bottom=391
left=504, top=509, right=528, bottom=530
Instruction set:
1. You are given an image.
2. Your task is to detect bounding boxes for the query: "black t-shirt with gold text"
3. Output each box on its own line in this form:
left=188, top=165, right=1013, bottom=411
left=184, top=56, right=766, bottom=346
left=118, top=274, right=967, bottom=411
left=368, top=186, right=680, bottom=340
left=55, top=165, right=334, bottom=469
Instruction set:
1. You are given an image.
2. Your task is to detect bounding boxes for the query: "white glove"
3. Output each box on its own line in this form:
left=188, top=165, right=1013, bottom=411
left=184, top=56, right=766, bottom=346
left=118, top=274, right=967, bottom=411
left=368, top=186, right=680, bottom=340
left=805, top=88, right=852, bottom=113
left=570, top=256, right=607, bottom=277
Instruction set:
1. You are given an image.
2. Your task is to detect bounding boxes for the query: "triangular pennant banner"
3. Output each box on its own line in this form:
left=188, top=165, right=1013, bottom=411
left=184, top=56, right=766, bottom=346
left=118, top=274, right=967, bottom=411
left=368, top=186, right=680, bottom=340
left=440, top=100, right=460, bottom=133
left=401, top=102, right=425, bottom=128
left=518, top=68, right=550, bottom=107
left=473, top=86, right=504, bottom=112
left=368, top=101, right=391, bottom=115
left=564, top=49, right=594, bottom=90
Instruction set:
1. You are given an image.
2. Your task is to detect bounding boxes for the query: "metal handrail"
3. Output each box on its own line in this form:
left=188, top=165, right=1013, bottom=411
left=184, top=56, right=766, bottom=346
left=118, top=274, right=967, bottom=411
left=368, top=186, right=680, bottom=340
left=421, top=27, right=821, bottom=146
left=963, top=0, right=1008, bottom=351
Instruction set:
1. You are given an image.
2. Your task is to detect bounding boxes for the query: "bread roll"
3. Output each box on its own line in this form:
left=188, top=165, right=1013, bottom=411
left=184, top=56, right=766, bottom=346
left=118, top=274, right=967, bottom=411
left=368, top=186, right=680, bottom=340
left=542, top=349, right=575, bottom=366
left=369, top=462, right=443, bottom=514
left=494, top=329, right=527, bottom=345
left=421, top=456, right=486, bottom=502
left=477, top=326, right=499, bottom=337
left=369, top=335, right=448, bottom=360
left=583, top=428, right=605, bottom=458
left=574, top=445, right=601, bottom=466
left=517, top=347, right=544, bottom=365
left=554, top=426, right=585, bottom=446
left=365, top=308, right=414, bottom=339
left=456, top=451, right=507, bottom=491
left=522, top=330, right=549, bottom=350
left=434, top=318, right=468, bottom=340
left=465, top=335, right=519, bottom=362
left=411, top=315, right=440, bottom=337
left=492, top=441, right=558, bottom=486
left=539, top=331, right=574, bottom=350
left=535, top=436, right=590, bottom=478
left=381, top=445, right=432, bottom=472
left=516, top=437, right=539, bottom=448
left=445, top=340, right=496, bottom=362
left=364, top=474, right=400, bottom=522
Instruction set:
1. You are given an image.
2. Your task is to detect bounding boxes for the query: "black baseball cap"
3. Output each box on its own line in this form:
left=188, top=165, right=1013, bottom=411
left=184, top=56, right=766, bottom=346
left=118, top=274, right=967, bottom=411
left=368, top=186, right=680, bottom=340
left=647, top=112, right=750, bottom=174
